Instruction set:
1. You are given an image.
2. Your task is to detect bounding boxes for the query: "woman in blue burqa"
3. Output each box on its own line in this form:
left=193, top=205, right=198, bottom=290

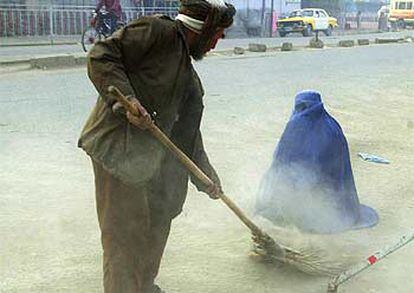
left=255, top=90, right=379, bottom=234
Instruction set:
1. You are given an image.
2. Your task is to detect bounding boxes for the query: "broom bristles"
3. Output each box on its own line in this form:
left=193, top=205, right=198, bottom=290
left=250, top=216, right=364, bottom=276
left=253, top=237, right=348, bottom=276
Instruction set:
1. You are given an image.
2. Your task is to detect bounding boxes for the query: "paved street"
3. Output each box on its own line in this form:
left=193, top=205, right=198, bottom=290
left=1, top=42, right=413, bottom=292
left=0, top=30, right=412, bottom=63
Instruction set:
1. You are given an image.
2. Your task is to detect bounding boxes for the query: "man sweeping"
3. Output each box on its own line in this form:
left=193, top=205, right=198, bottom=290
left=78, top=1, right=236, bottom=292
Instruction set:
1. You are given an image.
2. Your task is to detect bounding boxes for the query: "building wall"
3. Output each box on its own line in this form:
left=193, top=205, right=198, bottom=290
left=301, top=0, right=388, bottom=15
left=301, top=0, right=346, bottom=16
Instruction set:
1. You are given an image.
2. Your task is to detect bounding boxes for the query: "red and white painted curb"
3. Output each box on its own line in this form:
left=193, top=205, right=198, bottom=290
left=327, top=231, right=414, bottom=293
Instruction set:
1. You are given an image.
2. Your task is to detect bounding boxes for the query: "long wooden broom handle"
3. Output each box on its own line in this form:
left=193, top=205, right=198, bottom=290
left=108, top=86, right=269, bottom=239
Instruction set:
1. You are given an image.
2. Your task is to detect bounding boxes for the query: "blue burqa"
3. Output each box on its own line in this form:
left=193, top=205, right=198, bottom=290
left=255, top=91, right=379, bottom=234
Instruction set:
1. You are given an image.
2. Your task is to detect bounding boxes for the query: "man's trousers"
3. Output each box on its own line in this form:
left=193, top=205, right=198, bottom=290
left=93, top=161, right=171, bottom=293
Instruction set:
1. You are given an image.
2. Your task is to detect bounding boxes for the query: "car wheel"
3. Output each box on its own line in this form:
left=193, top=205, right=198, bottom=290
left=324, top=25, right=333, bottom=36
left=302, top=24, right=313, bottom=37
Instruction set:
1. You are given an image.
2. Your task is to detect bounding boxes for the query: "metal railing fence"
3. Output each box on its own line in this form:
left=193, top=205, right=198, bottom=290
left=0, top=4, right=178, bottom=38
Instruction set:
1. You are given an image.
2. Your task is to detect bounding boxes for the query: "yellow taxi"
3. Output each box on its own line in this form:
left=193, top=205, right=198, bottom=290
left=277, top=8, right=338, bottom=37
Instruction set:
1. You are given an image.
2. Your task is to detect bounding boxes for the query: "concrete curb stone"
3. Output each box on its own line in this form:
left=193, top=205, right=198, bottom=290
left=375, top=38, right=403, bottom=44
left=0, top=59, right=30, bottom=66
left=357, top=39, right=370, bottom=45
left=338, top=40, right=355, bottom=47
left=30, top=55, right=76, bottom=69
left=233, top=47, right=245, bottom=55
left=281, top=42, right=293, bottom=51
left=74, top=55, right=88, bottom=65
left=248, top=43, right=267, bottom=52
left=309, top=38, right=324, bottom=49
left=27, top=53, right=87, bottom=69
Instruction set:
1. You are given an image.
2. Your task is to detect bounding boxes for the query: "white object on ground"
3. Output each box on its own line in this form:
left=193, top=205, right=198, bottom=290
left=358, top=153, right=390, bottom=164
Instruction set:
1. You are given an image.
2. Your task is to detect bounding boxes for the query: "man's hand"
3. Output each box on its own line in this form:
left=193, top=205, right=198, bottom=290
left=112, top=101, right=126, bottom=115
left=126, top=110, right=152, bottom=130
left=126, top=98, right=153, bottom=130
left=112, top=97, right=153, bottom=130
left=205, top=183, right=223, bottom=200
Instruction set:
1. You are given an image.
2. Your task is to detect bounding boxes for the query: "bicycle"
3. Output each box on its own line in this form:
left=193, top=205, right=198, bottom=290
left=81, top=9, right=125, bottom=53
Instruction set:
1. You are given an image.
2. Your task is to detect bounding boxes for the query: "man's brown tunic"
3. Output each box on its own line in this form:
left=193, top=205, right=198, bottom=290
left=78, top=15, right=219, bottom=292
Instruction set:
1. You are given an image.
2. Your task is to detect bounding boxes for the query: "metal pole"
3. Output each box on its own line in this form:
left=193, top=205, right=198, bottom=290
left=75, top=10, right=78, bottom=35
left=2, top=11, right=6, bottom=37
left=49, top=5, right=54, bottom=45
left=12, top=9, right=16, bottom=37
left=35, top=11, right=38, bottom=36
left=261, top=0, right=266, bottom=25
left=19, top=11, right=22, bottom=36
left=269, top=0, right=274, bottom=37
left=280, top=0, right=282, bottom=16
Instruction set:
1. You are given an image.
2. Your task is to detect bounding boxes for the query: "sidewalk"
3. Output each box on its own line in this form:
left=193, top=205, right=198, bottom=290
left=0, top=35, right=80, bottom=47
left=0, top=28, right=404, bottom=47
left=1, top=30, right=412, bottom=69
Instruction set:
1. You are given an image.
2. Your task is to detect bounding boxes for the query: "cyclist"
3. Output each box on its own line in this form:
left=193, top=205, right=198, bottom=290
left=95, top=0, right=122, bottom=34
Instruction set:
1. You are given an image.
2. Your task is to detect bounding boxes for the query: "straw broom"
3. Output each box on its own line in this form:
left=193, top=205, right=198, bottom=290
left=108, top=85, right=344, bottom=276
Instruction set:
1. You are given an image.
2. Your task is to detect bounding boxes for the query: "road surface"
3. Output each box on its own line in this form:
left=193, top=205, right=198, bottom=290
left=1, top=42, right=413, bottom=293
